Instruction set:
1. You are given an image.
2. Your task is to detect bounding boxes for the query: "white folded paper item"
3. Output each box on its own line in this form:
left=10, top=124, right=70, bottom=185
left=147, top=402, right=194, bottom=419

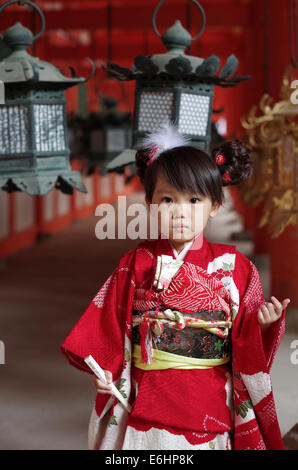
left=84, top=355, right=131, bottom=413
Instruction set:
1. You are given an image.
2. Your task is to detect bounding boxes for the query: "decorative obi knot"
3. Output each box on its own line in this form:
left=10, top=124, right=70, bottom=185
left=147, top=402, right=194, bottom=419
left=132, top=308, right=232, bottom=365
left=132, top=308, right=232, bottom=338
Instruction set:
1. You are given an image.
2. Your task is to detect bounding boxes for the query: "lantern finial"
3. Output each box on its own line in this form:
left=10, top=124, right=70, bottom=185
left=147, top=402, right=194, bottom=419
left=161, top=20, right=192, bottom=53
left=3, top=22, right=34, bottom=52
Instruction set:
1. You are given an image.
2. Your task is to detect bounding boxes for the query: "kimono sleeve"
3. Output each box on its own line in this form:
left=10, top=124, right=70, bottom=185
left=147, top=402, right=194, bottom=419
left=233, top=252, right=286, bottom=372
left=232, top=253, right=286, bottom=450
left=60, top=250, right=136, bottom=383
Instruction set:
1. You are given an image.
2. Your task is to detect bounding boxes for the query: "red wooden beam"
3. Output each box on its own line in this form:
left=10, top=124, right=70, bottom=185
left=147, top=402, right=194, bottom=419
left=0, top=1, right=252, bottom=31
left=37, top=25, right=246, bottom=61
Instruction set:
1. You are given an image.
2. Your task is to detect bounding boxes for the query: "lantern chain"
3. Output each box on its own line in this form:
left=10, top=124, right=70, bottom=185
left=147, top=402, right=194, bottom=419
left=152, top=0, right=206, bottom=42
left=0, top=0, right=45, bottom=41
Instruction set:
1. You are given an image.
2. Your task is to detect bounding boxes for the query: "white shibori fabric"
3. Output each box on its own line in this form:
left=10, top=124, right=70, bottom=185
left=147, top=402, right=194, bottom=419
left=121, top=426, right=232, bottom=450
left=88, top=405, right=232, bottom=450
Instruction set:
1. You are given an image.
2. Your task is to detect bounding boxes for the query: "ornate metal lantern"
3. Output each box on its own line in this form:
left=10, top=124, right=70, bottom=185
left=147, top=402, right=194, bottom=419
left=67, top=112, right=90, bottom=161
left=104, top=0, right=250, bottom=173
left=86, top=94, right=132, bottom=176
left=0, top=0, right=94, bottom=195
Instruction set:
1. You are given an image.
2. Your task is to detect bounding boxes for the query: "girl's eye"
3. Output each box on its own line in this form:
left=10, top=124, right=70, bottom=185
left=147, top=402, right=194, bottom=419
left=190, top=198, right=201, bottom=204
left=161, top=197, right=173, bottom=203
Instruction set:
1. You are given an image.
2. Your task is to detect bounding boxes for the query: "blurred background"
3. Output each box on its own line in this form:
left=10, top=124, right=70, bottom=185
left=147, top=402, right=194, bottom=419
left=0, top=0, right=297, bottom=450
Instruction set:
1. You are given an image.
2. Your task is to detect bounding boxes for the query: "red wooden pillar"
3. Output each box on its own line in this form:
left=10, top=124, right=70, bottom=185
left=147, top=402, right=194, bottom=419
left=270, top=226, right=298, bottom=305
left=253, top=204, right=273, bottom=254
left=247, top=0, right=273, bottom=254
left=265, top=0, right=298, bottom=305
left=225, top=25, right=255, bottom=234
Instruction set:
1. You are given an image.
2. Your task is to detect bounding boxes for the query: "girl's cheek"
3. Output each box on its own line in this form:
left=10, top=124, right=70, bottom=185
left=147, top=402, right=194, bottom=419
left=191, top=207, right=205, bottom=232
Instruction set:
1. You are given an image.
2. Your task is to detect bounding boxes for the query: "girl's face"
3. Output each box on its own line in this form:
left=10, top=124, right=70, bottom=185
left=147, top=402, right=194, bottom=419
left=146, top=171, right=220, bottom=249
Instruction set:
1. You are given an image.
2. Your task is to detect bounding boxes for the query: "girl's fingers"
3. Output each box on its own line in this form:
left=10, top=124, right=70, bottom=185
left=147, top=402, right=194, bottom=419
left=96, top=385, right=113, bottom=395
left=97, top=382, right=112, bottom=391
left=267, top=302, right=281, bottom=321
left=105, top=370, right=113, bottom=384
left=258, top=309, right=265, bottom=325
left=266, top=302, right=276, bottom=317
left=281, top=298, right=291, bottom=309
left=271, top=296, right=290, bottom=311
left=92, top=374, right=113, bottom=393
left=271, top=296, right=282, bottom=311
left=258, top=297, right=290, bottom=328
left=261, top=304, right=271, bottom=322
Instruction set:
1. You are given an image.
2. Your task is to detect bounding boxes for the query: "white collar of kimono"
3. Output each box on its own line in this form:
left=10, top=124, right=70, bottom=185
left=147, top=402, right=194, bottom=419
left=169, top=237, right=196, bottom=261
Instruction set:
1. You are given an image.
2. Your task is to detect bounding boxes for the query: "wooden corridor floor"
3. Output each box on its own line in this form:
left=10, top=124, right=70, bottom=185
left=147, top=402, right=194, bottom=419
left=0, top=192, right=297, bottom=450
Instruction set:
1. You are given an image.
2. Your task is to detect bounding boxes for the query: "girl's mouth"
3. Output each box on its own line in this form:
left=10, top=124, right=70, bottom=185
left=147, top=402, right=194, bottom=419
left=173, top=224, right=188, bottom=230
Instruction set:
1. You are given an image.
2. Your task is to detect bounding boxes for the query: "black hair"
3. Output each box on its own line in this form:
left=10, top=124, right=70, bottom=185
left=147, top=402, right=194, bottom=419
left=135, top=139, right=253, bottom=204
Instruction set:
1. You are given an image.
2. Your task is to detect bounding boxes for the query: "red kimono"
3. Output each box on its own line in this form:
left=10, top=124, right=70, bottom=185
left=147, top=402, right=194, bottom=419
left=61, top=234, right=286, bottom=450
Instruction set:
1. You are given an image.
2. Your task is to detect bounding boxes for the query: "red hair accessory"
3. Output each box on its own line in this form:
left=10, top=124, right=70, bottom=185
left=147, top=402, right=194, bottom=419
left=215, top=153, right=226, bottom=165
left=146, top=146, right=161, bottom=166
left=222, top=172, right=232, bottom=184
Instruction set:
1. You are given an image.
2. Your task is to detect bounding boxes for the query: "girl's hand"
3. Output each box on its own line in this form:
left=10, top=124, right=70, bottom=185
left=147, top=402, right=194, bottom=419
left=257, top=296, right=291, bottom=330
left=91, top=370, right=114, bottom=395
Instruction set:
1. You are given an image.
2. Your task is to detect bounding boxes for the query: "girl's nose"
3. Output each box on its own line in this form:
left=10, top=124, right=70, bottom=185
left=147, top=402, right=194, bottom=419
left=172, top=203, right=188, bottom=218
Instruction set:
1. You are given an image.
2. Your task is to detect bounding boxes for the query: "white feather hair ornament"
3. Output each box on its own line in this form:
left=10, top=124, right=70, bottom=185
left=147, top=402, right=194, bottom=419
left=140, top=121, right=191, bottom=166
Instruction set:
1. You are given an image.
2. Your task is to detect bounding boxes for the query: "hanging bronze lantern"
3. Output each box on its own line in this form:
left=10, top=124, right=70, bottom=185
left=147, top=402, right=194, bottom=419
left=0, top=0, right=95, bottom=196
left=86, top=92, right=132, bottom=176
left=67, top=112, right=90, bottom=161
left=103, top=0, right=250, bottom=173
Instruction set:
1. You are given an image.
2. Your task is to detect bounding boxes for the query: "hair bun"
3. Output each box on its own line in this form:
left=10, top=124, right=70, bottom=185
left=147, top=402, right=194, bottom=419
left=135, top=148, right=150, bottom=184
left=211, top=139, right=253, bottom=186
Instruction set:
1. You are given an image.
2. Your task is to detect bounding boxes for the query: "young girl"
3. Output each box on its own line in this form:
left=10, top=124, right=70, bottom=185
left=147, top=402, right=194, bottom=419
left=61, top=123, right=290, bottom=450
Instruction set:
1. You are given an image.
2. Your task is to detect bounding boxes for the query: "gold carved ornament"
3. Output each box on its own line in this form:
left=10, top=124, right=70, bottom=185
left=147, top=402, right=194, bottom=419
left=239, top=66, right=298, bottom=238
